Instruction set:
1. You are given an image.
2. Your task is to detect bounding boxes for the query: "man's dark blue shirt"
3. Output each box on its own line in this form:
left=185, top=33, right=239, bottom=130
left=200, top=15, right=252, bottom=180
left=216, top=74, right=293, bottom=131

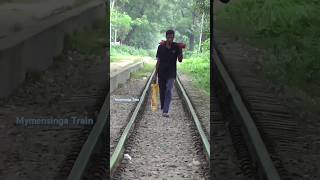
left=156, top=42, right=182, bottom=79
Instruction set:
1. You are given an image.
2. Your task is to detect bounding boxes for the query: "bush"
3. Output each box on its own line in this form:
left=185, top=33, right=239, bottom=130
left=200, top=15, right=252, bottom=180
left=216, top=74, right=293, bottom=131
left=178, top=52, right=210, bottom=93
left=64, top=19, right=106, bottom=55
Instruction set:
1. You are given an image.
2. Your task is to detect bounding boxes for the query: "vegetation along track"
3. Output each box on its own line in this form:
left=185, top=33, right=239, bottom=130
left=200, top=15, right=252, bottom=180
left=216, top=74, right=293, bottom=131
left=212, top=37, right=302, bottom=180
left=109, top=70, right=210, bottom=179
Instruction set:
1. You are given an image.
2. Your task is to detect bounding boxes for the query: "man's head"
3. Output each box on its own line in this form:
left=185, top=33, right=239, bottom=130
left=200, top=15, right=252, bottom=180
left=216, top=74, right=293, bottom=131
left=166, top=30, right=175, bottom=43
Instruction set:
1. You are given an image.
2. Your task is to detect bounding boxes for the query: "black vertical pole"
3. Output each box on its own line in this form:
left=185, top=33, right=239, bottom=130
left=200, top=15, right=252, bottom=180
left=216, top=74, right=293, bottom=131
left=210, top=0, right=215, bottom=180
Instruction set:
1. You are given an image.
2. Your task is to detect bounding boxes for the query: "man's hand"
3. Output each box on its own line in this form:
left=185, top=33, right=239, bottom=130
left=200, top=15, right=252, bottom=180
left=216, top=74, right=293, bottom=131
left=155, top=58, right=160, bottom=83
left=177, top=47, right=183, bottom=62
left=178, top=54, right=183, bottom=62
left=151, top=70, right=158, bottom=84
left=153, top=74, right=157, bottom=84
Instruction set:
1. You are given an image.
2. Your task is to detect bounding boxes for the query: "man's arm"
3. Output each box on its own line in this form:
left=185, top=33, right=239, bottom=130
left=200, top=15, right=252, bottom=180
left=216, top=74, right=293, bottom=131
left=178, top=47, right=183, bottom=62
left=155, top=57, right=160, bottom=75
left=155, top=46, right=161, bottom=82
left=153, top=57, right=160, bottom=83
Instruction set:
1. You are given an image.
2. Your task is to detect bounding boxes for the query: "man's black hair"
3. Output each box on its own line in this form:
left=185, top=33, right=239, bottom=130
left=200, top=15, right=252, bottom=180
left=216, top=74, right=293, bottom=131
left=166, top=30, right=175, bottom=36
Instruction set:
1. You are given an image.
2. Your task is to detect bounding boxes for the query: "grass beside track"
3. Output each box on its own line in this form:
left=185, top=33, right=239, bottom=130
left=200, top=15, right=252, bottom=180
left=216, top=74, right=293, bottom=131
left=178, top=52, right=209, bottom=94
left=216, top=0, right=320, bottom=98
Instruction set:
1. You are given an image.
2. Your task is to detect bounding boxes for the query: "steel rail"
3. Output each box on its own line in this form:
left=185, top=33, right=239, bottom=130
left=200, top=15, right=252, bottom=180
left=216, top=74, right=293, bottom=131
left=109, top=69, right=156, bottom=175
left=213, top=41, right=282, bottom=180
left=109, top=69, right=209, bottom=177
left=175, top=75, right=210, bottom=159
left=67, top=92, right=109, bottom=180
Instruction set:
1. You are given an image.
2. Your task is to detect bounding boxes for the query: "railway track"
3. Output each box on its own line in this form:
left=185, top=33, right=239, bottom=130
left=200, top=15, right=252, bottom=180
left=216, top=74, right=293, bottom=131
left=111, top=70, right=210, bottom=179
left=212, top=40, right=283, bottom=180
left=61, top=37, right=300, bottom=179
left=212, top=33, right=302, bottom=179
left=62, top=69, right=210, bottom=179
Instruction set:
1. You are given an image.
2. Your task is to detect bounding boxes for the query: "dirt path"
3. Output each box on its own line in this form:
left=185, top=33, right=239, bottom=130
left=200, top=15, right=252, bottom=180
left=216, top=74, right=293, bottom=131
left=110, top=60, right=138, bottom=76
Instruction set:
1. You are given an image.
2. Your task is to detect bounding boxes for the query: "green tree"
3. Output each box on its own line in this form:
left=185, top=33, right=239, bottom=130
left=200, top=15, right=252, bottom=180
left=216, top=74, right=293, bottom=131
left=111, top=9, right=133, bottom=43
left=111, top=0, right=210, bottom=51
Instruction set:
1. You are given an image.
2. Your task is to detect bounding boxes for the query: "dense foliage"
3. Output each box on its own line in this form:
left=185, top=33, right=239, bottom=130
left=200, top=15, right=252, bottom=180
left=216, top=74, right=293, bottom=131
left=178, top=39, right=210, bottom=93
left=217, top=0, right=320, bottom=96
left=111, top=0, right=210, bottom=92
left=110, top=0, right=210, bottom=52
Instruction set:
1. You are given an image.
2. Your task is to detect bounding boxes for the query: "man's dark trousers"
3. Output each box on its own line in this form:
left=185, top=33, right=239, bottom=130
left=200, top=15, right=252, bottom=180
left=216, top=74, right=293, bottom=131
left=158, top=77, right=175, bottom=113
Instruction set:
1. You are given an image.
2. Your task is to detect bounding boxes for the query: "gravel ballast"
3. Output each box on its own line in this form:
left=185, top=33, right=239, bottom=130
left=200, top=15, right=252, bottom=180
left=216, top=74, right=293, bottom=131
left=114, top=86, right=208, bottom=179
left=0, top=50, right=107, bottom=180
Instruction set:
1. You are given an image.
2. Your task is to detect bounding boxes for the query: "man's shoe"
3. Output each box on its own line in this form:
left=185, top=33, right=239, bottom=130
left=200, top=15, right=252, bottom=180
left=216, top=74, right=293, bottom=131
left=162, top=112, right=169, bottom=117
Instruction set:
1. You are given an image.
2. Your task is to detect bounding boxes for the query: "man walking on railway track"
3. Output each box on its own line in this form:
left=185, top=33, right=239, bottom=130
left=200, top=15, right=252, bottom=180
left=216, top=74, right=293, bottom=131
left=154, top=30, right=183, bottom=117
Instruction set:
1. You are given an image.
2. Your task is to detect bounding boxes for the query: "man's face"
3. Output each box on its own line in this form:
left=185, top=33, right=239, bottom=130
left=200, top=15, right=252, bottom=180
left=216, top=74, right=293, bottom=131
left=166, top=34, right=174, bottom=43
